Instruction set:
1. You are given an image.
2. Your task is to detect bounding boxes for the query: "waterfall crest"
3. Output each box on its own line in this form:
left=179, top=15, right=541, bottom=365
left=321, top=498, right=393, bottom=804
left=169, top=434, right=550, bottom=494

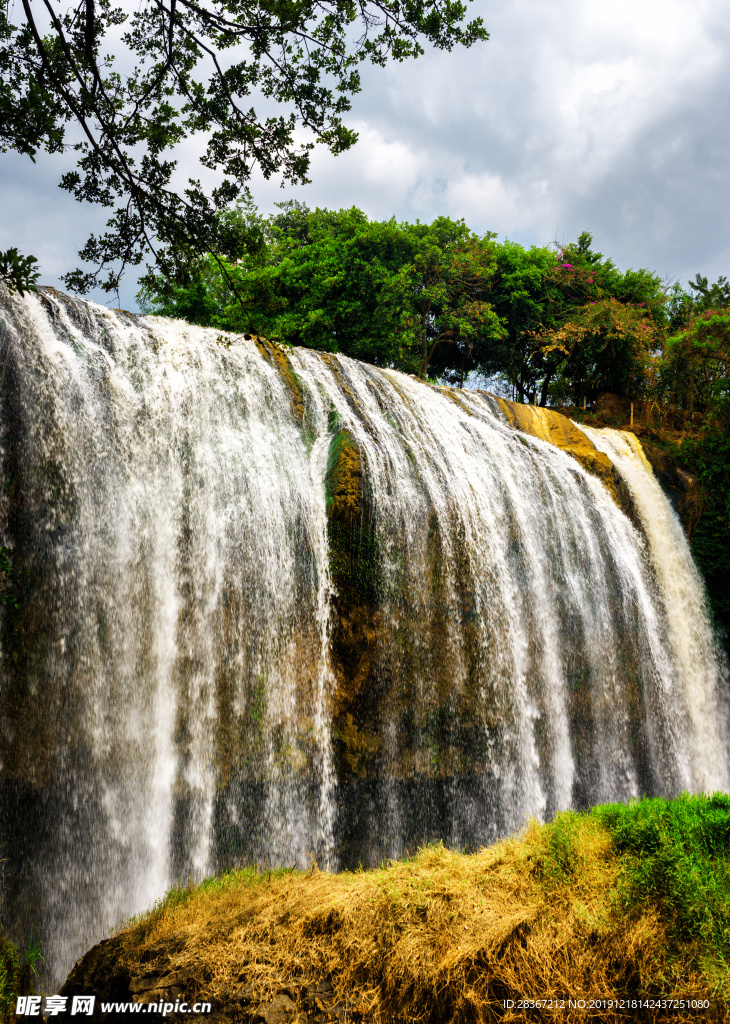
left=0, top=287, right=727, bottom=983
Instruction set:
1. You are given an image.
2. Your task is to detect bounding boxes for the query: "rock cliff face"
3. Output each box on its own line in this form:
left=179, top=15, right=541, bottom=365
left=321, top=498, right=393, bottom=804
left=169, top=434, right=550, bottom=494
left=640, top=444, right=703, bottom=537
left=60, top=940, right=347, bottom=1024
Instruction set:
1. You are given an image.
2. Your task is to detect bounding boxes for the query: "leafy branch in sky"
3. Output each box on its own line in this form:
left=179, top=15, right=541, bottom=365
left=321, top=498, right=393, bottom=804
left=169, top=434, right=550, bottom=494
left=0, top=0, right=487, bottom=294
left=0, top=248, right=41, bottom=295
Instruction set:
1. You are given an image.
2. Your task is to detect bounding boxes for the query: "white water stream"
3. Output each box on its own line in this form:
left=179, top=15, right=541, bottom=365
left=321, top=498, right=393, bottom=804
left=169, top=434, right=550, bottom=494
left=580, top=425, right=728, bottom=792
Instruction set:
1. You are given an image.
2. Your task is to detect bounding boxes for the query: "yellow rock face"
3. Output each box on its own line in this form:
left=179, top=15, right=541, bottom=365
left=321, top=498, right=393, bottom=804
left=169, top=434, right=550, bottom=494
left=495, top=398, right=627, bottom=511
left=496, top=399, right=593, bottom=449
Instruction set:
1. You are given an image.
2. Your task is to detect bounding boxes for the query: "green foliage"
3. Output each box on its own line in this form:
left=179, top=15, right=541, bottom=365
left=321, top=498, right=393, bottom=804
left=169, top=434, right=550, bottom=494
left=140, top=219, right=679, bottom=403
left=140, top=204, right=502, bottom=378
left=533, top=797, right=730, bottom=996
left=472, top=239, right=557, bottom=399
left=1, top=1, right=486, bottom=294
left=529, top=234, right=665, bottom=404
left=535, top=297, right=659, bottom=402
left=664, top=425, right=730, bottom=651
left=651, top=292, right=730, bottom=658
left=689, top=273, right=730, bottom=312
left=0, top=249, right=40, bottom=297
left=665, top=275, right=730, bottom=333
left=0, top=939, right=20, bottom=1023
left=659, top=308, right=730, bottom=414
left=470, top=231, right=666, bottom=404
left=540, top=809, right=587, bottom=884
left=667, top=281, right=696, bottom=333
left=592, top=794, right=730, bottom=989
left=0, top=930, right=43, bottom=1022
left=411, top=229, right=502, bottom=383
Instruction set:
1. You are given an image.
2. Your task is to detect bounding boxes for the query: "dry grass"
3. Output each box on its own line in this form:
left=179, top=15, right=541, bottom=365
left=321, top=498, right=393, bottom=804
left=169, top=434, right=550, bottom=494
left=114, top=814, right=728, bottom=1023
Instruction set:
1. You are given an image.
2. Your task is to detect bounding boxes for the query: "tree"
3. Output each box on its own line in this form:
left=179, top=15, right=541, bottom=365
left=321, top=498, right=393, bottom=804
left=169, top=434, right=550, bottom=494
left=138, top=204, right=502, bottom=379
left=666, top=274, right=730, bottom=334
left=688, top=273, right=730, bottom=311
left=473, top=239, right=557, bottom=401
left=245, top=205, right=426, bottom=366
left=396, top=226, right=501, bottom=380
left=0, top=248, right=40, bottom=295
left=0, top=0, right=486, bottom=295
left=659, top=309, right=730, bottom=415
left=533, top=297, right=659, bottom=403
left=667, top=281, right=696, bottom=333
left=479, top=231, right=666, bottom=405
left=534, top=233, right=666, bottom=404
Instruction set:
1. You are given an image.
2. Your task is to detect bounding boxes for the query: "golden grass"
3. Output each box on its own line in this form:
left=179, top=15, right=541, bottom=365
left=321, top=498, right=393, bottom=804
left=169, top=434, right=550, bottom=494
left=114, top=816, right=728, bottom=1023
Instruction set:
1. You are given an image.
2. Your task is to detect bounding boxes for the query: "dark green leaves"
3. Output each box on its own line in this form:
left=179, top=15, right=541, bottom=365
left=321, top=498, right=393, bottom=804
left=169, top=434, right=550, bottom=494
left=1, top=0, right=487, bottom=294
left=0, top=248, right=41, bottom=296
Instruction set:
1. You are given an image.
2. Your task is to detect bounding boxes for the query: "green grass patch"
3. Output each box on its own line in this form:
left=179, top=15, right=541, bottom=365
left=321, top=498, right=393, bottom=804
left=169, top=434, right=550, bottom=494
left=591, top=792, right=730, bottom=996
left=0, top=931, right=43, bottom=1024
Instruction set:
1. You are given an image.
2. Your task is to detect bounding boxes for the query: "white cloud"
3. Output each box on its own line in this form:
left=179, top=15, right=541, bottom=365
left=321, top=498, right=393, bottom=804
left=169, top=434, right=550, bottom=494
left=3, top=0, right=730, bottom=309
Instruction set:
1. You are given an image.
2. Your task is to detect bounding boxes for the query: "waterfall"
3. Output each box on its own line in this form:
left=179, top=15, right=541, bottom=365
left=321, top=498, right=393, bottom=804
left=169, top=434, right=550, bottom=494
left=579, top=425, right=728, bottom=793
left=0, top=287, right=727, bottom=985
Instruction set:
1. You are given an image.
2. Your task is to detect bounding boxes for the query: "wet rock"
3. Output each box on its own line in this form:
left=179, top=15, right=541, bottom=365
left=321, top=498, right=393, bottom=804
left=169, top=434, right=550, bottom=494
left=60, top=935, right=132, bottom=1007
left=303, top=980, right=335, bottom=1007
left=642, top=442, right=703, bottom=536
left=62, top=933, right=357, bottom=1024
left=495, top=397, right=635, bottom=517
left=129, top=972, right=165, bottom=994
left=224, top=982, right=260, bottom=1005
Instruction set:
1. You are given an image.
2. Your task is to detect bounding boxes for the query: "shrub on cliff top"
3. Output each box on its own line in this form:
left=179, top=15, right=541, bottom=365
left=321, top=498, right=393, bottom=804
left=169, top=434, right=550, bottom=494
left=592, top=793, right=730, bottom=993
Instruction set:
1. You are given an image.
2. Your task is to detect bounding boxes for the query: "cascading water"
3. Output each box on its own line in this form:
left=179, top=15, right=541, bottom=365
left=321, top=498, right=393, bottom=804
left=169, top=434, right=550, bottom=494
left=0, top=286, right=727, bottom=985
left=579, top=425, right=728, bottom=792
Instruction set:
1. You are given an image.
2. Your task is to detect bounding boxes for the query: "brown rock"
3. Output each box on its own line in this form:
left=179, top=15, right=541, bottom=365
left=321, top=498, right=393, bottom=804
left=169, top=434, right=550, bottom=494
left=230, top=983, right=259, bottom=1004
left=642, top=442, right=703, bottom=536
left=60, top=935, right=132, bottom=1007
left=256, top=993, right=298, bottom=1024
left=129, top=972, right=165, bottom=994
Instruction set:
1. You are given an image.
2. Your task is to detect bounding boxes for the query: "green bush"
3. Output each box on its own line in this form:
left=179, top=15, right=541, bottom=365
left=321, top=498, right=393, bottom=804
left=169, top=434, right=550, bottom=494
left=592, top=793, right=730, bottom=988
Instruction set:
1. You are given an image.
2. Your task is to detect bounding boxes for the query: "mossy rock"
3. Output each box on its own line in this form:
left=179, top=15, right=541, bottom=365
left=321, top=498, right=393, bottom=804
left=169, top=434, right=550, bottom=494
left=253, top=338, right=307, bottom=432
left=325, top=429, right=363, bottom=528
left=324, top=428, right=387, bottom=775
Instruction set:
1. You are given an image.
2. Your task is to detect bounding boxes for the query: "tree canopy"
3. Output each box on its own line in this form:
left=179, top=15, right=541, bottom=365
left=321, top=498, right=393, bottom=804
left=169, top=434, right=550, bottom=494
left=0, top=0, right=486, bottom=295
left=659, top=309, right=730, bottom=416
left=139, top=210, right=673, bottom=393
left=138, top=202, right=504, bottom=378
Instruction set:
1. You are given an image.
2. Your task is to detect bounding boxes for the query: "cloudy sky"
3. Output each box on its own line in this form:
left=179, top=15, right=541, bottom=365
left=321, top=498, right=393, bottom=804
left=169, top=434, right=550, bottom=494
left=2, top=0, right=730, bottom=311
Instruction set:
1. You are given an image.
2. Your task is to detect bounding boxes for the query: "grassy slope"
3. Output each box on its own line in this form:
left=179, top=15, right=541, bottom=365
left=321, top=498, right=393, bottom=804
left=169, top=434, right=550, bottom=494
left=110, top=795, right=730, bottom=1023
